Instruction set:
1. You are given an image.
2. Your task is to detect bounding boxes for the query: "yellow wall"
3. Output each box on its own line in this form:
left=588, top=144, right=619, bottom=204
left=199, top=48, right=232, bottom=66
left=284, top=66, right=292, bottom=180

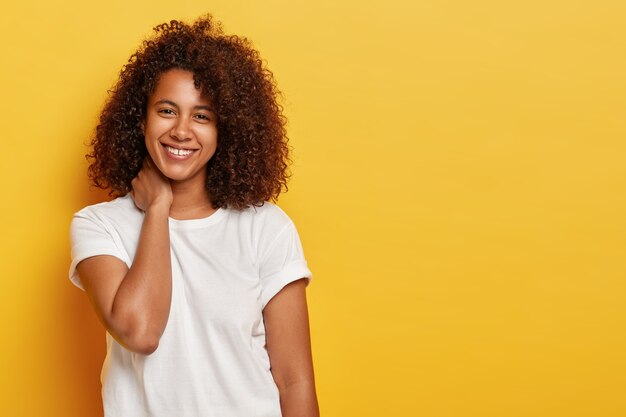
left=1, top=1, right=624, bottom=416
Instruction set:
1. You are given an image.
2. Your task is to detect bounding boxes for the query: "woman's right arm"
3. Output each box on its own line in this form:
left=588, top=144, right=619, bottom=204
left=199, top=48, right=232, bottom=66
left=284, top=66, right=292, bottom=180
left=76, top=158, right=173, bottom=355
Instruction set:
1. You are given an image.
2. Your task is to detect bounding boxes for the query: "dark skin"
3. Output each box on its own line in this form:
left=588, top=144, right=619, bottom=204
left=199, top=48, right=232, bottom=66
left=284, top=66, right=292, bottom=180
left=264, top=279, right=320, bottom=416
left=76, top=69, right=319, bottom=416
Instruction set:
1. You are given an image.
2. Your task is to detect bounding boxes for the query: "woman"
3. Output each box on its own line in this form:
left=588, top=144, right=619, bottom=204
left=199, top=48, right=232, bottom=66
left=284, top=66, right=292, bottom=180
left=68, top=15, right=319, bottom=417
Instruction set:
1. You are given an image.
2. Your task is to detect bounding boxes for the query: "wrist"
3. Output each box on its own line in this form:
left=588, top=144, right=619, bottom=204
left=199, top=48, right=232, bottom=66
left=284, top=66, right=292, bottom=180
left=146, top=200, right=171, bottom=217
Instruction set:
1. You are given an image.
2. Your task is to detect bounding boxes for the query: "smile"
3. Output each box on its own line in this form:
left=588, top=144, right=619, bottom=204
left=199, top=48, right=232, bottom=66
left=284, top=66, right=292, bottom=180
left=163, top=144, right=196, bottom=158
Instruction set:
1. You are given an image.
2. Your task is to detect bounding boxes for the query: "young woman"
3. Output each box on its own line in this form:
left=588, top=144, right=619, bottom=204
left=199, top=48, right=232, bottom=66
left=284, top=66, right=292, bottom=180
left=69, top=15, right=319, bottom=417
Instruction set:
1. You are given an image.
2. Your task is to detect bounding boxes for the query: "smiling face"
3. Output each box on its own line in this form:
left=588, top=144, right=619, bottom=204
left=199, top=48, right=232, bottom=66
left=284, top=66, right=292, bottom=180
left=143, top=68, right=218, bottom=188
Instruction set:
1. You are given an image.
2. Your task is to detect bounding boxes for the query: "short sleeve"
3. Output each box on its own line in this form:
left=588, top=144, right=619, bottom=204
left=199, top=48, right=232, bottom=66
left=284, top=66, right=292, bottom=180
left=68, top=211, right=126, bottom=291
left=258, top=220, right=313, bottom=309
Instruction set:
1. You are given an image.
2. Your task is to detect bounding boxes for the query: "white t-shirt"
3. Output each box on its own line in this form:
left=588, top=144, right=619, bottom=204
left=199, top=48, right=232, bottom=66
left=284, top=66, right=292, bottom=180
left=68, top=194, right=312, bottom=417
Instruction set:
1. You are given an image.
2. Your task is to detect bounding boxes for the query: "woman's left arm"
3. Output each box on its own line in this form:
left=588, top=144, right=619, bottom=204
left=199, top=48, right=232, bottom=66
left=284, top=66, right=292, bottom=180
left=264, top=278, right=320, bottom=417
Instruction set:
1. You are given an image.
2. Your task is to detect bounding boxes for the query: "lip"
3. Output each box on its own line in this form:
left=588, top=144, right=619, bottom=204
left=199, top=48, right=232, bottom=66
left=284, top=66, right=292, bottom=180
left=161, top=143, right=198, bottom=160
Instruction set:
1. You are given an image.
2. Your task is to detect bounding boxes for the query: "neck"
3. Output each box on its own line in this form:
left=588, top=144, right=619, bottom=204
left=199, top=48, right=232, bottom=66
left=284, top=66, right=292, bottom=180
left=169, top=175, right=217, bottom=220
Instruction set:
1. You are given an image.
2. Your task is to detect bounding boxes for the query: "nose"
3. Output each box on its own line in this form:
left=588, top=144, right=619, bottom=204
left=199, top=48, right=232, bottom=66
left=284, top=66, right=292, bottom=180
left=170, top=116, right=192, bottom=141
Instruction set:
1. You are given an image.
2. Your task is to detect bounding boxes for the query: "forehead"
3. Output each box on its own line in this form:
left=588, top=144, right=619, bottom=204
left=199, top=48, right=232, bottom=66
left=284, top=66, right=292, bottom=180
left=149, top=69, right=211, bottom=105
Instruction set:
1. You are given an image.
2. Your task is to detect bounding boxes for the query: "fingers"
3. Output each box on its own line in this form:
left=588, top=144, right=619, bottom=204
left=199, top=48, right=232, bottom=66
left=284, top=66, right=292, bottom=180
left=144, top=155, right=155, bottom=169
left=129, top=189, right=144, bottom=212
left=131, top=156, right=172, bottom=211
left=143, top=156, right=170, bottom=183
left=141, top=156, right=159, bottom=178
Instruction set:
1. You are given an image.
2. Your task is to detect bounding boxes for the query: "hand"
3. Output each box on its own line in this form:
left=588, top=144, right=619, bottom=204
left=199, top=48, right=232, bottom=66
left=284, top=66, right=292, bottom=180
left=130, top=157, right=173, bottom=213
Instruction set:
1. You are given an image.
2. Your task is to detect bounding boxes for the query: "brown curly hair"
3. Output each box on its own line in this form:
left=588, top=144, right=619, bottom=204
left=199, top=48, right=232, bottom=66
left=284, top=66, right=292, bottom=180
left=87, top=14, right=292, bottom=209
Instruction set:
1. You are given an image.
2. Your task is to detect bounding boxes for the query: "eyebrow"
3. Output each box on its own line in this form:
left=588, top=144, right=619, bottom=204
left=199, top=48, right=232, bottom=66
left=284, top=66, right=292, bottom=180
left=154, top=99, right=215, bottom=112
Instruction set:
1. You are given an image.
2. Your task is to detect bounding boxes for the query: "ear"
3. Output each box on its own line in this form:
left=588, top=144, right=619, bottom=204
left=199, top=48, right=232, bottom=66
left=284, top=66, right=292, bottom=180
left=140, top=120, right=145, bottom=135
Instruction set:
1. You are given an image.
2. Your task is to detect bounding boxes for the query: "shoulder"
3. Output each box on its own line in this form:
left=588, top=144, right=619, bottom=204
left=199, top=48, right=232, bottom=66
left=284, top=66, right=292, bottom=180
left=226, top=202, right=299, bottom=254
left=234, top=201, right=295, bottom=231
left=74, top=194, right=136, bottom=216
left=71, top=194, right=141, bottom=228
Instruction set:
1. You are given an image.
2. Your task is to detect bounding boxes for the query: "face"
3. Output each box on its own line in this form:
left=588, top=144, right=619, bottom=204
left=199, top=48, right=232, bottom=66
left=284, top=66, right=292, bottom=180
left=142, top=68, right=218, bottom=186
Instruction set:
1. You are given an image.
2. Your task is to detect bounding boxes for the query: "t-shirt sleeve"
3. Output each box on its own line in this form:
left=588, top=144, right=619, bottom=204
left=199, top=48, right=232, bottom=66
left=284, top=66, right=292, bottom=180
left=258, top=219, right=313, bottom=309
left=68, top=211, right=126, bottom=291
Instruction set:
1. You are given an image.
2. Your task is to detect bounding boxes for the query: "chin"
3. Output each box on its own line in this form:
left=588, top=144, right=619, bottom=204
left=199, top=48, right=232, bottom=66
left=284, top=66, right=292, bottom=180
left=165, top=167, right=206, bottom=184
left=164, top=171, right=192, bottom=182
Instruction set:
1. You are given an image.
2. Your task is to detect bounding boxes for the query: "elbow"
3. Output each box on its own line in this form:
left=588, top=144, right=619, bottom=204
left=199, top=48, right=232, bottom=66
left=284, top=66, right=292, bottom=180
left=135, top=341, right=160, bottom=356
left=125, top=332, right=160, bottom=355
left=127, top=338, right=159, bottom=356
left=111, top=320, right=162, bottom=355
left=108, top=309, right=163, bottom=355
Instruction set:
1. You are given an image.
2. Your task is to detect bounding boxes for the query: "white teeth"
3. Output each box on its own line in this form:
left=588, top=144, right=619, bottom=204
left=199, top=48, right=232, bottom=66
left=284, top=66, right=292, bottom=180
left=165, top=145, right=193, bottom=156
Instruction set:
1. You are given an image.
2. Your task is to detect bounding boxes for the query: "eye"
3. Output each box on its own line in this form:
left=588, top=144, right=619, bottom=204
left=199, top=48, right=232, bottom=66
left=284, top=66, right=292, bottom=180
left=158, top=108, right=176, bottom=116
left=194, top=113, right=212, bottom=122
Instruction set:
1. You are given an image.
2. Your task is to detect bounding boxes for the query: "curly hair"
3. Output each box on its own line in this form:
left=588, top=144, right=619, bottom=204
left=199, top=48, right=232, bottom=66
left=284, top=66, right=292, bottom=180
left=87, top=14, right=292, bottom=210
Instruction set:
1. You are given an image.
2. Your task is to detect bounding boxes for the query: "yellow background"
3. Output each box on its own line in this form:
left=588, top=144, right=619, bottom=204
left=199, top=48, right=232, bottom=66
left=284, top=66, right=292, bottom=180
left=1, top=1, right=625, bottom=416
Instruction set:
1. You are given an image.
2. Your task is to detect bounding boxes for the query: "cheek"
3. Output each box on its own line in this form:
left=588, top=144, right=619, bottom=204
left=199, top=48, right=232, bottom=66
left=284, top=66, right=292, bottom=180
left=193, top=126, right=218, bottom=148
left=204, top=127, right=219, bottom=145
left=145, top=117, right=172, bottom=139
